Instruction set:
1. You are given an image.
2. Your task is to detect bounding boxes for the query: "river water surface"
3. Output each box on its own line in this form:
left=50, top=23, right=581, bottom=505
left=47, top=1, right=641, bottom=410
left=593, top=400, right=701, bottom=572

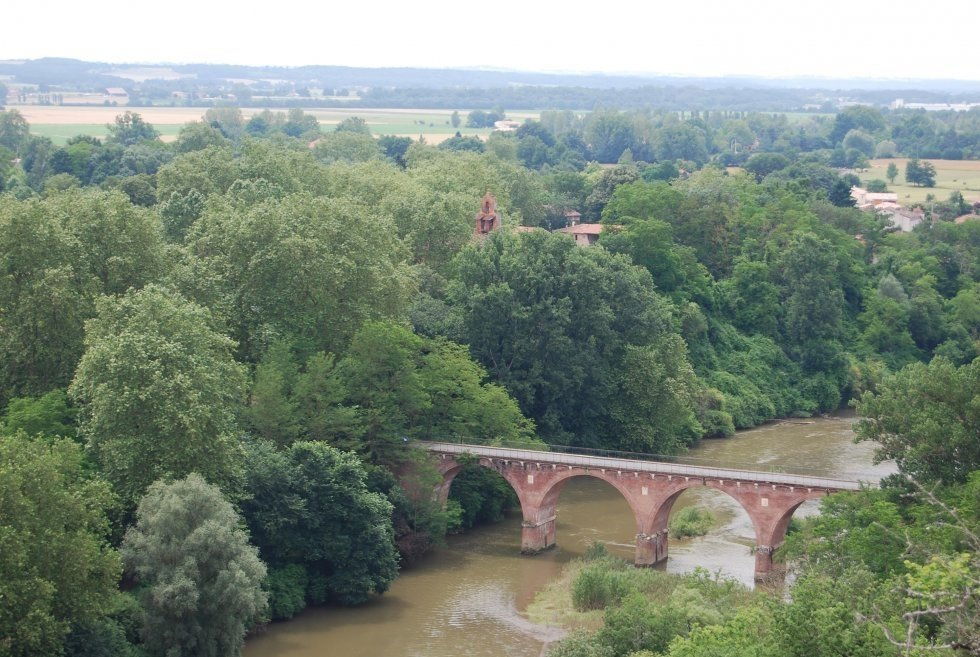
left=244, top=414, right=894, bottom=657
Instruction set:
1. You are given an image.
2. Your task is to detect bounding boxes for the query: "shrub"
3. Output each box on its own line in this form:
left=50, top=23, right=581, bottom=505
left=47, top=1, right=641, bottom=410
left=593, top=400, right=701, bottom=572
left=669, top=507, right=714, bottom=539
left=266, top=564, right=309, bottom=621
left=572, top=563, right=632, bottom=611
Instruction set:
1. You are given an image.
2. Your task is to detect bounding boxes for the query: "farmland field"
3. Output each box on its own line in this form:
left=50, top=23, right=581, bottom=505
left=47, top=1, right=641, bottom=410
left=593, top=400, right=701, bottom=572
left=860, top=158, right=980, bottom=205
left=15, top=105, right=540, bottom=145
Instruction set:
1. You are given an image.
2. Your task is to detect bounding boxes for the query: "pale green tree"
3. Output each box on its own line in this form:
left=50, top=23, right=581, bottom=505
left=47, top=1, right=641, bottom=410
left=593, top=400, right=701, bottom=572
left=122, top=474, right=267, bottom=657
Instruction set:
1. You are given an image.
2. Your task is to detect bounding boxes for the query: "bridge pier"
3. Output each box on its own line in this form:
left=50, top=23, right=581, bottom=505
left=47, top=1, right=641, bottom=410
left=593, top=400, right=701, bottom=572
left=635, top=529, right=668, bottom=566
left=521, top=515, right=557, bottom=553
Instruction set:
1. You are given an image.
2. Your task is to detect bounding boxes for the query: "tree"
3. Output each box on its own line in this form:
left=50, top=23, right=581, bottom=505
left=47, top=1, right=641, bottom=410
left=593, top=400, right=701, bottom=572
left=0, top=433, right=120, bottom=657
left=69, top=285, right=248, bottom=506
left=905, top=157, right=936, bottom=187
left=334, top=116, right=371, bottom=134
left=0, top=189, right=166, bottom=402
left=743, top=152, right=790, bottom=181
left=855, top=356, right=979, bottom=484
left=886, top=162, right=899, bottom=184
left=1, top=389, right=76, bottom=439
left=0, top=109, right=30, bottom=153
left=448, top=230, right=696, bottom=451
left=202, top=106, right=244, bottom=140
left=183, top=193, right=415, bottom=361
left=865, top=179, right=888, bottom=192
left=174, top=121, right=230, bottom=153
left=241, top=440, right=399, bottom=606
left=450, top=110, right=461, bottom=128
left=122, top=474, right=266, bottom=657
left=106, top=111, right=158, bottom=146
left=780, top=232, right=845, bottom=374
left=312, top=131, right=382, bottom=164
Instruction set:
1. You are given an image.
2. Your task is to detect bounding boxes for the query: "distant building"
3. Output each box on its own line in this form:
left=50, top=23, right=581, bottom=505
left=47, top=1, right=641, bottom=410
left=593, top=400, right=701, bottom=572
left=851, top=186, right=899, bottom=210
left=104, top=87, right=129, bottom=102
left=558, top=223, right=605, bottom=246
left=881, top=206, right=925, bottom=232
left=493, top=120, right=521, bottom=132
left=474, top=192, right=502, bottom=239
left=891, top=98, right=980, bottom=112
left=564, top=210, right=582, bottom=225
left=851, top=186, right=923, bottom=232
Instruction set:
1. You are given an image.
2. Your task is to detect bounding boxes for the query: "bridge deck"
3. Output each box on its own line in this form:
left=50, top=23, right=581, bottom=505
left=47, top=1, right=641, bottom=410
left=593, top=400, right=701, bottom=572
left=421, top=441, right=863, bottom=491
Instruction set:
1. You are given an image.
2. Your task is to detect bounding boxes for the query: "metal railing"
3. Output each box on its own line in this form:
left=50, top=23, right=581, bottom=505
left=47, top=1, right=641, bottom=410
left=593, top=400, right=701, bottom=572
left=419, top=440, right=866, bottom=491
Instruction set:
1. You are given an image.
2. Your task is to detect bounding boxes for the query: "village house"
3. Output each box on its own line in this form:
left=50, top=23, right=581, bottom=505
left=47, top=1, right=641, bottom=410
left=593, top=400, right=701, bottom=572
left=557, top=223, right=604, bottom=246
left=851, top=186, right=923, bottom=232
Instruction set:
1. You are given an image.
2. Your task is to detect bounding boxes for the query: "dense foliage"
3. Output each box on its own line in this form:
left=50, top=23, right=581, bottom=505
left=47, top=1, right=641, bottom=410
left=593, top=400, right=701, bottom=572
left=0, top=103, right=977, bottom=656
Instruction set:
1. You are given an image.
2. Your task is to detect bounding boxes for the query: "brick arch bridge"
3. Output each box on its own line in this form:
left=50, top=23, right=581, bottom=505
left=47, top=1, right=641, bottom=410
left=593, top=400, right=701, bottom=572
left=425, top=442, right=863, bottom=581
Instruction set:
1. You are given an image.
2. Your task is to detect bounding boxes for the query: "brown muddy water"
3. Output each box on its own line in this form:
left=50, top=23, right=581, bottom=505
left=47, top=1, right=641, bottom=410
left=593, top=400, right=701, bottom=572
left=244, top=414, right=895, bottom=657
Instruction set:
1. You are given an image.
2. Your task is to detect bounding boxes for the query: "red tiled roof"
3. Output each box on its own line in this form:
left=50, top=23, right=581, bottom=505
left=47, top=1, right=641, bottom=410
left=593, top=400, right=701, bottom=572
left=558, top=223, right=604, bottom=235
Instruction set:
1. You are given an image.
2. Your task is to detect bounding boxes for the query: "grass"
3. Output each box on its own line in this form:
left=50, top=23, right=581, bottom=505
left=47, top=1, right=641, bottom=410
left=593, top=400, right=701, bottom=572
left=859, top=158, right=980, bottom=205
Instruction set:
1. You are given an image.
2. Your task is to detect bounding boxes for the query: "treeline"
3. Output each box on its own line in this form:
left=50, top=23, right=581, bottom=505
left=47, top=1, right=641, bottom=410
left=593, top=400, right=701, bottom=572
left=0, top=106, right=978, bottom=656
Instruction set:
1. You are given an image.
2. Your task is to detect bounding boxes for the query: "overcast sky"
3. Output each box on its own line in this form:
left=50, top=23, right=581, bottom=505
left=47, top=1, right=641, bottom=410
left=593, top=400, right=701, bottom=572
left=4, top=0, right=978, bottom=80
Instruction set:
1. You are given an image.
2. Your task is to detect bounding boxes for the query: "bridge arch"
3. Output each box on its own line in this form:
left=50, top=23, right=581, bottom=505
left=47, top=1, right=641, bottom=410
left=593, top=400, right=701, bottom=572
left=428, top=447, right=844, bottom=581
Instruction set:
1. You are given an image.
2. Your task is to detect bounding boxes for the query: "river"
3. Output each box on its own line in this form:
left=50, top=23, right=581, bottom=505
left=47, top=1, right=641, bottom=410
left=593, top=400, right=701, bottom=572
left=244, top=413, right=895, bottom=657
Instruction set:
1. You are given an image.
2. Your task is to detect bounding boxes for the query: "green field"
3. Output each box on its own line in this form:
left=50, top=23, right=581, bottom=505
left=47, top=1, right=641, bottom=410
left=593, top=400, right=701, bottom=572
left=21, top=106, right=540, bottom=145
left=859, top=158, right=980, bottom=205
left=30, top=123, right=182, bottom=145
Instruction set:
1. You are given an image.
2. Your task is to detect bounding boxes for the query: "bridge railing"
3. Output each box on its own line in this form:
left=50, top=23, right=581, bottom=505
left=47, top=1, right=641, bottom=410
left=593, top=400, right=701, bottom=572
left=418, top=439, right=867, bottom=491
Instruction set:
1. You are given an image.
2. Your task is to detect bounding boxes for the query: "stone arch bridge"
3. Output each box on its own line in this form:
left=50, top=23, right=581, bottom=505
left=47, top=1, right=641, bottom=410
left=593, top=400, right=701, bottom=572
left=424, top=441, right=864, bottom=581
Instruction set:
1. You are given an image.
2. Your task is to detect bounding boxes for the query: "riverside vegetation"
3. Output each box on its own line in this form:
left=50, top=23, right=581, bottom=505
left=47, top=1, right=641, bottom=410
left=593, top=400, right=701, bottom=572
left=0, top=103, right=977, bottom=657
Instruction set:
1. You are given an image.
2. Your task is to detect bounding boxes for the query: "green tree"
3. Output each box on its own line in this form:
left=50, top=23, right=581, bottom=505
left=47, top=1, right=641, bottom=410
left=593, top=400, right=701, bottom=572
left=743, top=152, right=790, bottom=181
left=0, top=109, right=30, bottom=153
left=1, top=389, right=76, bottom=439
left=451, top=110, right=461, bottom=128
left=106, top=111, right=159, bottom=146
left=183, top=193, right=414, bottom=361
left=449, top=230, right=694, bottom=451
left=70, top=285, right=248, bottom=505
left=174, top=121, right=230, bottom=153
left=0, top=433, right=120, bottom=657
left=241, top=440, right=399, bottom=606
left=312, top=131, right=382, bottom=164
left=334, top=116, right=371, bottom=134
left=855, top=356, right=979, bottom=484
left=779, top=232, right=845, bottom=375
left=122, top=474, right=266, bottom=657
left=886, top=162, right=899, bottom=184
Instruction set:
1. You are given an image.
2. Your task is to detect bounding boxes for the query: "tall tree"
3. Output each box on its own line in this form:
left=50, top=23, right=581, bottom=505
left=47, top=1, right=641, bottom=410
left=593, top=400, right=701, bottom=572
left=0, top=433, right=120, bottom=657
left=241, top=440, right=399, bottom=606
left=70, top=285, right=247, bottom=505
left=122, top=474, right=266, bottom=657
left=855, top=356, right=979, bottom=484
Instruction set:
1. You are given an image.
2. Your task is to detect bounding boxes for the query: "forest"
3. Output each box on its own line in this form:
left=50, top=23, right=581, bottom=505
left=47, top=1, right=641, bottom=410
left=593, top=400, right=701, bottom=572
left=0, top=101, right=977, bottom=657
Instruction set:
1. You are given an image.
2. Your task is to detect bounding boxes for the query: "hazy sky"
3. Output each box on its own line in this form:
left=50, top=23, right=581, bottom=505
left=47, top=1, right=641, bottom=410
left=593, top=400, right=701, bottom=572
left=4, top=0, right=979, bottom=80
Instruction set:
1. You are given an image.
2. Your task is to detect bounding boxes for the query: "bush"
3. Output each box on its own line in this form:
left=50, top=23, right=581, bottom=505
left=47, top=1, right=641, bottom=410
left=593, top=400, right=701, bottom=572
left=266, top=564, right=309, bottom=621
left=669, top=507, right=714, bottom=539
left=572, top=562, right=633, bottom=611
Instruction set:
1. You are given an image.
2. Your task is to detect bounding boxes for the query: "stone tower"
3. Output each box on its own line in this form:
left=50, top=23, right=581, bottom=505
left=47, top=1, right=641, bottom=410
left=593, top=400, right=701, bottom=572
left=474, top=192, right=501, bottom=238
